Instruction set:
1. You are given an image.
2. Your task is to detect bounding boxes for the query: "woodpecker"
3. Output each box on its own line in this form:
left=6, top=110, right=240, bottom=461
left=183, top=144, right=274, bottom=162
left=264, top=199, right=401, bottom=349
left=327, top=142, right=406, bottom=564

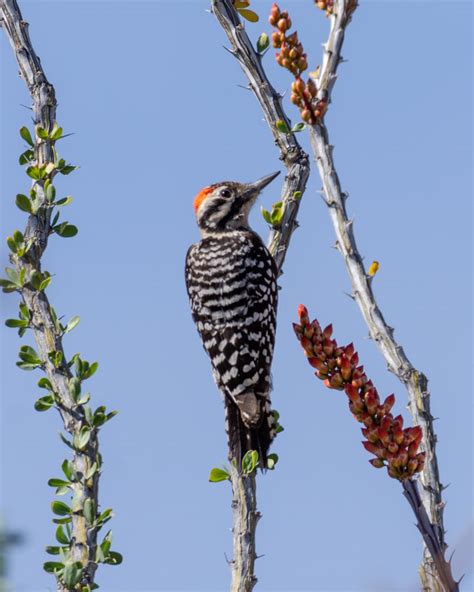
left=185, top=172, right=280, bottom=468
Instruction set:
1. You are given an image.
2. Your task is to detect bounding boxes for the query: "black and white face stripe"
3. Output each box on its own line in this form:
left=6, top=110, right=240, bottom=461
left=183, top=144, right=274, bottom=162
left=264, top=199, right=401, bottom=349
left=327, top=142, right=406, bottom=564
left=196, top=182, right=257, bottom=234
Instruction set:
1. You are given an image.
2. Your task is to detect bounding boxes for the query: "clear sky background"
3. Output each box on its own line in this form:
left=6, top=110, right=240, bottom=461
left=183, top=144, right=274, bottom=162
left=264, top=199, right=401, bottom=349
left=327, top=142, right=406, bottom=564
left=0, top=1, right=472, bottom=591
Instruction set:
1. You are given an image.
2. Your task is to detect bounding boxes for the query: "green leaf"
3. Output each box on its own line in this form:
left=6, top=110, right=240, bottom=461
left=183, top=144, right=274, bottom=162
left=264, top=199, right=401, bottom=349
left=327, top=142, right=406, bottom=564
left=271, top=205, right=284, bottom=226
left=51, top=501, right=72, bottom=516
left=29, top=270, right=43, bottom=290
left=7, top=236, right=18, bottom=253
left=34, top=395, right=54, bottom=411
left=13, top=229, right=25, bottom=244
left=20, top=126, right=34, bottom=146
left=63, top=562, right=83, bottom=588
left=85, top=463, right=98, bottom=480
left=39, top=275, right=52, bottom=292
left=256, top=32, right=270, bottom=53
left=50, top=123, right=63, bottom=141
left=55, top=525, right=70, bottom=545
left=61, top=459, right=75, bottom=481
left=83, top=498, right=95, bottom=525
left=56, top=196, right=73, bottom=207
left=242, top=450, right=259, bottom=474
left=276, top=119, right=290, bottom=133
left=26, top=165, right=42, bottom=180
left=68, top=377, right=81, bottom=400
left=59, top=165, right=77, bottom=175
left=83, top=362, right=99, bottom=380
left=209, top=467, right=230, bottom=482
left=75, top=426, right=91, bottom=451
left=291, top=122, right=306, bottom=133
left=45, top=183, right=56, bottom=203
left=36, top=125, right=49, bottom=140
left=52, top=517, right=72, bottom=525
left=48, top=478, right=71, bottom=489
left=55, top=223, right=78, bottom=238
left=43, top=561, right=64, bottom=574
left=104, top=551, right=123, bottom=565
left=5, top=319, right=28, bottom=328
left=261, top=206, right=272, bottom=225
left=15, top=193, right=32, bottom=213
left=19, top=149, right=35, bottom=165
left=65, top=315, right=80, bottom=334
left=38, top=377, right=53, bottom=390
left=19, top=302, right=30, bottom=320
left=45, top=546, right=61, bottom=555
left=266, top=453, right=279, bottom=470
left=96, top=508, right=113, bottom=527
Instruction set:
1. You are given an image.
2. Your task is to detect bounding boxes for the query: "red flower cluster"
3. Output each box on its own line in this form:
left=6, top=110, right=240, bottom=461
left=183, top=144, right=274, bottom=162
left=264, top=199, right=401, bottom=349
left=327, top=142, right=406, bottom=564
left=293, top=305, right=426, bottom=481
left=269, top=4, right=327, bottom=124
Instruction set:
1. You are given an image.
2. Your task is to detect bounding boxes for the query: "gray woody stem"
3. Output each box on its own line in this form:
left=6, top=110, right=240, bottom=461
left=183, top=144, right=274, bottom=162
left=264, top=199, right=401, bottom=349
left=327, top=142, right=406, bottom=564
left=212, top=2, right=310, bottom=591
left=1, top=1, right=100, bottom=590
left=308, top=0, right=452, bottom=589
left=229, top=465, right=259, bottom=592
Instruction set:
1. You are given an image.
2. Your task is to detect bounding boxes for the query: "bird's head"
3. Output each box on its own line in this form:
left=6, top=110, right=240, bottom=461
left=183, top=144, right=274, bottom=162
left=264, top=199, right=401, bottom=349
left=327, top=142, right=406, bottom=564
left=193, top=171, right=280, bottom=236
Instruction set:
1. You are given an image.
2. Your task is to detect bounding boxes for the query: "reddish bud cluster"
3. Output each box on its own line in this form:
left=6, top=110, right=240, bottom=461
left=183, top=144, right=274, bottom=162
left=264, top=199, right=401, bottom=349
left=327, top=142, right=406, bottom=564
left=269, top=5, right=307, bottom=75
left=269, top=4, right=326, bottom=124
left=314, top=0, right=335, bottom=15
left=293, top=304, right=426, bottom=481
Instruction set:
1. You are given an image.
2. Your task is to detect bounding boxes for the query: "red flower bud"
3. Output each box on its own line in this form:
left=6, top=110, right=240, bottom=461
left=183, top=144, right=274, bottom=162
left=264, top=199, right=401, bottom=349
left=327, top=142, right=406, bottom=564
left=329, top=372, right=344, bottom=389
left=277, top=18, right=289, bottom=32
left=286, top=32, right=298, bottom=46
left=344, top=343, right=355, bottom=358
left=307, top=77, right=317, bottom=97
left=297, top=304, right=308, bottom=322
left=407, top=458, right=418, bottom=474
left=382, top=394, right=395, bottom=414
left=301, top=108, right=313, bottom=123
left=350, top=352, right=359, bottom=366
left=362, top=441, right=384, bottom=458
left=300, top=336, right=312, bottom=353
left=387, top=441, right=399, bottom=454
left=307, top=357, right=326, bottom=371
left=322, top=324, right=333, bottom=339
left=340, top=356, right=352, bottom=381
left=369, top=458, right=385, bottom=469
left=316, top=369, right=329, bottom=380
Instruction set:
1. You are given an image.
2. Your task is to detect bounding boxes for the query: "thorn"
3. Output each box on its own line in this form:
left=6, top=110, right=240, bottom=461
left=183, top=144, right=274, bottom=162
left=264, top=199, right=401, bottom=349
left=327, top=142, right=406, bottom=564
left=255, top=553, right=266, bottom=560
left=223, top=45, right=236, bottom=56
left=20, top=103, right=33, bottom=111
left=342, top=191, right=349, bottom=200
left=442, top=482, right=451, bottom=491
left=237, top=84, right=251, bottom=91
left=343, top=291, right=355, bottom=300
left=293, top=220, right=300, bottom=229
left=345, top=217, right=354, bottom=228
left=224, top=552, right=233, bottom=566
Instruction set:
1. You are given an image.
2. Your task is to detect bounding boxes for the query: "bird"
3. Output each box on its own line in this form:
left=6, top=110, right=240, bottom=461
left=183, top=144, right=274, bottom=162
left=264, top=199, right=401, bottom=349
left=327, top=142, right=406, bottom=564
left=185, top=172, right=280, bottom=469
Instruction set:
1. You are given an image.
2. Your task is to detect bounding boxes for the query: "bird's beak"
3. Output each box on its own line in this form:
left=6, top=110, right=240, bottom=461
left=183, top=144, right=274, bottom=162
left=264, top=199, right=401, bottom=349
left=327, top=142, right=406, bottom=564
left=242, top=171, right=281, bottom=201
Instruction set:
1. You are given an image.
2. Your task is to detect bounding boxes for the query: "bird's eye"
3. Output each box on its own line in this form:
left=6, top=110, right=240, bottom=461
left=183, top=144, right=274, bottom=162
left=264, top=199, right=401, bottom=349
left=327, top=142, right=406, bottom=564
left=220, top=189, right=231, bottom=198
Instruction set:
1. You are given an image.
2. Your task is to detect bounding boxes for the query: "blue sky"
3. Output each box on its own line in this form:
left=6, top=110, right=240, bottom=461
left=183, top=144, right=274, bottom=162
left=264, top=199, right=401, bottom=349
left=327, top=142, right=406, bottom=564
left=0, top=1, right=472, bottom=591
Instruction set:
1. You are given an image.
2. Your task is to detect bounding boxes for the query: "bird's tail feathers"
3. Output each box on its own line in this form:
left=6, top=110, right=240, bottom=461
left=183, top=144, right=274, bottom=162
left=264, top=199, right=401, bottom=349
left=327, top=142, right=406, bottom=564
left=224, top=394, right=274, bottom=470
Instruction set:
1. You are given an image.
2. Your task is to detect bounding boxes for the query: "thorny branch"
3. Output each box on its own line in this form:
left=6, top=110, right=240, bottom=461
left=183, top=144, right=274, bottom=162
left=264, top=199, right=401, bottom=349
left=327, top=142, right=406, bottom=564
left=211, top=2, right=311, bottom=591
left=1, top=1, right=102, bottom=589
left=212, top=0, right=454, bottom=590
left=307, top=0, right=450, bottom=588
left=212, top=0, right=310, bottom=273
